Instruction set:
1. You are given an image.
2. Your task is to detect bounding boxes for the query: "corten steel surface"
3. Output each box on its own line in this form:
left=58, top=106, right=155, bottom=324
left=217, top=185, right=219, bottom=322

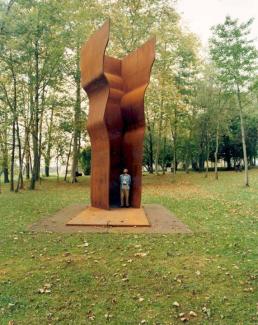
left=66, top=206, right=150, bottom=227
left=81, top=20, right=155, bottom=209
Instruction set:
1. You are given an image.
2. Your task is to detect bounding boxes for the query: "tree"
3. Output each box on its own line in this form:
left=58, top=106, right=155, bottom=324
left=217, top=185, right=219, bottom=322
left=210, top=16, right=258, bottom=186
left=193, top=65, right=230, bottom=179
left=60, top=0, right=102, bottom=183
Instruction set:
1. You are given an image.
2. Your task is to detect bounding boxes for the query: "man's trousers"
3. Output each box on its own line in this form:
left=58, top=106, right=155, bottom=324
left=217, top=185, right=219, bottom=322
left=120, top=187, right=129, bottom=207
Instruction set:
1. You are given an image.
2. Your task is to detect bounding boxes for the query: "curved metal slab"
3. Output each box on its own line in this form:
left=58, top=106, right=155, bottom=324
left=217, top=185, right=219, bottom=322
left=80, top=20, right=110, bottom=209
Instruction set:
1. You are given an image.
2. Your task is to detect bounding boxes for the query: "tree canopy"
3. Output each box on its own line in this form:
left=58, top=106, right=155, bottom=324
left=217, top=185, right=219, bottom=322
left=0, top=0, right=258, bottom=191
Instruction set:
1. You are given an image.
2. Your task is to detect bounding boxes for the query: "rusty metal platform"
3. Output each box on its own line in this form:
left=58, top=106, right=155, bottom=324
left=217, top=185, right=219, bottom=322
left=66, top=206, right=150, bottom=227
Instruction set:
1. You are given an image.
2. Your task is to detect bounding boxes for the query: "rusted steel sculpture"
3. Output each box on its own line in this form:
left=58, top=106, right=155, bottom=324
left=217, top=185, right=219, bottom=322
left=80, top=20, right=155, bottom=209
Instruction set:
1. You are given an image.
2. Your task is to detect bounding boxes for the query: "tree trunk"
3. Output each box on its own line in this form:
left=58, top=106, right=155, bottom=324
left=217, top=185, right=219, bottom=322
left=148, top=130, right=154, bottom=174
left=161, top=136, right=167, bottom=174
left=15, top=119, right=24, bottom=192
left=45, top=166, right=50, bottom=177
left=205, top=132, right=209, bottom=178
left=56, top=152, right=59, bottom=181
left=30, top=106, right=39, bottom=189
left=154, top=96, right=164, bottom=175
left=3, top=167, right=9, bottom=183
left=2, top=113, right=9, bottom=183
left=237, top=87, right=249, bottom=186
left=214, top=123, right=219, bottom=180
left=64, top=137, right=73, bottom=182
left=154, top=131, right=161, bottom=174
left=71, top=46, right=81, bottom=183
left=10, top=121, right=15, bottom=191
left=172, top=139, right=177, bottom=175
left=37, top=106, right=43, bottom=179
left=45, top=106, right=54, bottom=177
left=37, top=87, right=45, bottom=179
left=171, top=108, right=177, bottom=176
left=25, top=132, right=30, bottom=180
left=173, top=142, right=178, bottom=173
left=146, top=113, right=154, bottom=174
left=30, top=28, right=40, bottom=190
left=2, top=137, right=9, bottom=183
left=10, top=63, right=17, bottom=192
left=185, top=114, right=195, bottom=174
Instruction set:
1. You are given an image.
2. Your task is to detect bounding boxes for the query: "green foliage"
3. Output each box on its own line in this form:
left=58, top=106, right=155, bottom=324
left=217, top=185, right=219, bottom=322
left=1, top=1, right=258, bottom=188
left=218, top=115, right=258, bottom=167
left=209, top=16, right=258, bottom=185
left=79, top=146, right=91, bottom=175
left=209, top=16, right=258, bottom=91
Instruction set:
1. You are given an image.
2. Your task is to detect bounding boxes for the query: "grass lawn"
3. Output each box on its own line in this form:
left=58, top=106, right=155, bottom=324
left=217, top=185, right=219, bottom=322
left=0, top=170, right=257, bottom=325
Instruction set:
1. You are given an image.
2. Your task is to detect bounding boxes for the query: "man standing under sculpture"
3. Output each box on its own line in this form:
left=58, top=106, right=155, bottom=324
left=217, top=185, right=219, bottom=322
left=120, top=169, right=131, bottom=207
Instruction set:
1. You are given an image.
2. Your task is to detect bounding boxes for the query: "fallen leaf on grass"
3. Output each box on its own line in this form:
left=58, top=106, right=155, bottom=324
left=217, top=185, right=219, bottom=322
left=174, top=274, right=184, bottom=283
left=250, top=274, right=257, bottom=280
left=38, top=283, right=52, bottom=294
left=77, top=242, right=89, bottom=248
left=243, top=287, right=254, bottom=292
left=111, top=297, right=117, bottom=304
left=189, top=311, right=197, bottom=317
left=38, top=288, right=51, bottom=294
left=179, top=313, right=188, bottom=323
left=87, top=310, right=95, bottom=321
left=105, top=313, right=113, bottom=321
left=180, top=317, right=188, bottom=322
left=134, top=252, right=148, bottom=257
left=202, top=307, right=211, bottom=318
left=173, top=301, right=180, bottom=307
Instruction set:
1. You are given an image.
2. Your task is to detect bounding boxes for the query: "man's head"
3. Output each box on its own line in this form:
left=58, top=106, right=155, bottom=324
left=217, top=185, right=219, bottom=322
left=123, top=168, right=128, bottom=174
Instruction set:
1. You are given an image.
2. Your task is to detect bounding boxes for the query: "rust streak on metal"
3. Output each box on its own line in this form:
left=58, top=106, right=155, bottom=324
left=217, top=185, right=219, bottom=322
left=80, top=20, right=155, bottom=209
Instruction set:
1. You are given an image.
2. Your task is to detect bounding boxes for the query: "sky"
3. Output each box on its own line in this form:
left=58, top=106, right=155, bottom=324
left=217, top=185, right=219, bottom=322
left=176, top=0, right=258, bottom=51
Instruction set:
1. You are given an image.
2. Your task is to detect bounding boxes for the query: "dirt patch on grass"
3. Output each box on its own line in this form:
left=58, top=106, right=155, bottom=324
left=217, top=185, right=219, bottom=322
left=28, top=204, right=192, bottom=234
left=0, top=268, right=10, bottom=280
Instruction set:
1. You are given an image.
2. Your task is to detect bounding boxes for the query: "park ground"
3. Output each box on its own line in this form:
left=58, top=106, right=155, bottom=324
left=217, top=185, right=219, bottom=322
left=0, top=170, right=257, bottom=325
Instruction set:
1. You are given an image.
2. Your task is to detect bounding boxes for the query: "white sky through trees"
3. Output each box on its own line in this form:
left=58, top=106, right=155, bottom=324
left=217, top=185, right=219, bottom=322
left=176, top=0, right=258, bottom=50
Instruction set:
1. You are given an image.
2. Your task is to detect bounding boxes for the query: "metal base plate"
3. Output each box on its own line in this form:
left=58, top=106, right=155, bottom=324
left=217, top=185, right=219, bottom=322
left=66, top=206, right=150, bottom=227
